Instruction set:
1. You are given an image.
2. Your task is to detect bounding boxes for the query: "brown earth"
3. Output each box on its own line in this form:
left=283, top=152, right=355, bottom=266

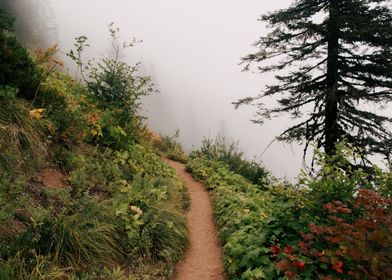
left=40, top=168, right=64, bottom=189
left=0, top=220, right=26, bottom=242
left=0, top=168, right=65, bottom=241
left=164, top=159, right=225, bottom=280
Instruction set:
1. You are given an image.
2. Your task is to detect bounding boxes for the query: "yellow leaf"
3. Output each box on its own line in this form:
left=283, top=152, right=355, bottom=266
left=29, top=108, right=45, bottom=119
left=91, top=124, right=103, bottom=137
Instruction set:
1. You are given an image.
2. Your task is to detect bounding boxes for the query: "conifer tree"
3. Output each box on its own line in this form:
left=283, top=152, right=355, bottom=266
left=237, top=0, right=392, bottom=160
left=0, top=5, right=13, bottom=32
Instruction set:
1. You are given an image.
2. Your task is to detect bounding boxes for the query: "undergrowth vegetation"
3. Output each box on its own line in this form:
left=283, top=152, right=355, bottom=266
left=187, top=143, right=392, bottom=279
left=2, top=5, right=392, bottom=280
left=0, top=14, right=188, bottom=279
left=192, top=135, right=269, bottom=186
left=153, top=129, right=188, bottom=163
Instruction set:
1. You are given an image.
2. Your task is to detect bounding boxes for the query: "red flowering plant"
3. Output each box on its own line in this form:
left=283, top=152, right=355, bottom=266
left=269, top=243, right=310, bottom=279
left=268, top=145, right=392, bottom=279
left=272, top=189, right=392, bottom=279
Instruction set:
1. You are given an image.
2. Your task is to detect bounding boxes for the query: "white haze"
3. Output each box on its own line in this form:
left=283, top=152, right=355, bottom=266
left=18, top=0, right=311, bottom=180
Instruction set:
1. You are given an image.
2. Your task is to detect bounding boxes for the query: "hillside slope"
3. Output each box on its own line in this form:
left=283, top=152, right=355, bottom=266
left=0, top=13, right=190, bottom=279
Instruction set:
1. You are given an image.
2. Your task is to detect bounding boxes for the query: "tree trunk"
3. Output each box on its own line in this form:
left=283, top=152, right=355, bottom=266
left=325, top=0, right=340, bottom=155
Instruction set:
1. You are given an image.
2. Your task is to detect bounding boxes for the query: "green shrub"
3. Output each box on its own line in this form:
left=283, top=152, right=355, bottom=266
left=188, top=143, right=392, bottom=280
left=186, top=156, right=307, bottom=279
left=64, top=150, right=119, bottom=196
left=132, top=204, right=188, bottom=262
left=0, top=33, right=42, bottom=100
left=111, top=174, right=188, bottom=263
left=67, top=24, right=154, bottom=146
left=192, top=134, right=268, bottom=186
left=37, top=72, right=88, bottom=145
left=154, top=130, right=188, bottom=163
left=62, top=144, right=188, bottom=263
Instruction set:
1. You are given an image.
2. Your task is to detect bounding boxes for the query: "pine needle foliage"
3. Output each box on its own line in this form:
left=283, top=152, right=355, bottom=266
left=0, top=5, right=13, bottom=33
left=237, top=0, right=392, bottom=161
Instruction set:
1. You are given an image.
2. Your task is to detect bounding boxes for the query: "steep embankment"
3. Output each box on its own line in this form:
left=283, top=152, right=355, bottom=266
left=165, top=159, right=224, bottom=280
left=0, top=13, right=190, bottom=277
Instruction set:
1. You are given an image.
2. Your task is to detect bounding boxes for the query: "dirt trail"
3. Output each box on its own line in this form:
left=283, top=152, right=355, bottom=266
left=164, top=159, right=224, bottom=280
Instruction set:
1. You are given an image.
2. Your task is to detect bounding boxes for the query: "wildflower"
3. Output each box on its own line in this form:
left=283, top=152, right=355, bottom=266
left=277, top=260, right=291, bottom=271
left=130, top=205, right=143, bottom=216
left=283, top=245, right=294, bottom=255
left=332, top=261, right=343, bottom=274
left=270, top=244, right=281, bottom=254
left=285, top=270, right=296, bottom=279
left=293, top=261, right=305, bottom=270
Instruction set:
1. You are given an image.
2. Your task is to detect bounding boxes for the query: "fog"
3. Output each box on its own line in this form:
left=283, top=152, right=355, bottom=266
left=9, top=0, right=309, bottom=180
left=1, top=0, right=57, bottom=48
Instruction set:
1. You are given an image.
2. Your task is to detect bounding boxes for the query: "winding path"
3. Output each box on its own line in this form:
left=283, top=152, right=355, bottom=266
left=164, top=159, right=224, bottom=280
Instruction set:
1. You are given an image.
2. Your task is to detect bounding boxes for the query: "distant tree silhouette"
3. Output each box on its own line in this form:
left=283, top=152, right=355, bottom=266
left=1, top=0, right=57, bottom=48
left=0, top=4, right=13, bottom=33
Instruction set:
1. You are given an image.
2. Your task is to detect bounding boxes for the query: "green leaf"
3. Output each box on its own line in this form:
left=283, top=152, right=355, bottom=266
left=252, top=268, right=266, bottom=279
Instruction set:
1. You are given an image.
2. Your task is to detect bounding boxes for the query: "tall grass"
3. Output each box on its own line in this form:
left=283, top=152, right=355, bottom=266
left=2, top=210, right=123, bottom=271
left=138, top=205, right=188, bottom=262
left=0, top=99, right=48, bottom=172
left=0, top=253, right=67, bottom=280
left=51, top=213, right=123, bottom=268
left=114, top=175, right=189, bottom=263
left=153, top=130, right=188, bottom=163
left=193, top=134, right=269, bottom=185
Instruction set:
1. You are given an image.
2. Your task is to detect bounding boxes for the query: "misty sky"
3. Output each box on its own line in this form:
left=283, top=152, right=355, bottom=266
left=45, top=0, right=305, bottom=180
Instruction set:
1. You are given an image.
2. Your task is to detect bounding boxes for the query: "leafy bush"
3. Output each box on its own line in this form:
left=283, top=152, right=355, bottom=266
left=153, top=129, right=188, bottom=163
left=186, top=156, right=297, bottom=279
left=87, top=110, right=144, bottom=150
left=187, top=143, right=392, bottom=280
left=272, top=190, right=392, bottom=280
left=114, top=197, right=188, bottom=263
left=37, top=72, right=88, bottom=145
left=69, top=25, right=154, bottom=114
left=63, top=145, right=187, bottom=263
left=192, top=134, right=268, bottom=186
left=267, top=146, right=392, bottom=279
left=109, top=168, right=188, bottom=263
left=67, top=24, right=154, bottom=146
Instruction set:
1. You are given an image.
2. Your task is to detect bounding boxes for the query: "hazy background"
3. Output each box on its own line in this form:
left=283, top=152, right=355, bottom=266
left=7, top=0, right=309, bottom=180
